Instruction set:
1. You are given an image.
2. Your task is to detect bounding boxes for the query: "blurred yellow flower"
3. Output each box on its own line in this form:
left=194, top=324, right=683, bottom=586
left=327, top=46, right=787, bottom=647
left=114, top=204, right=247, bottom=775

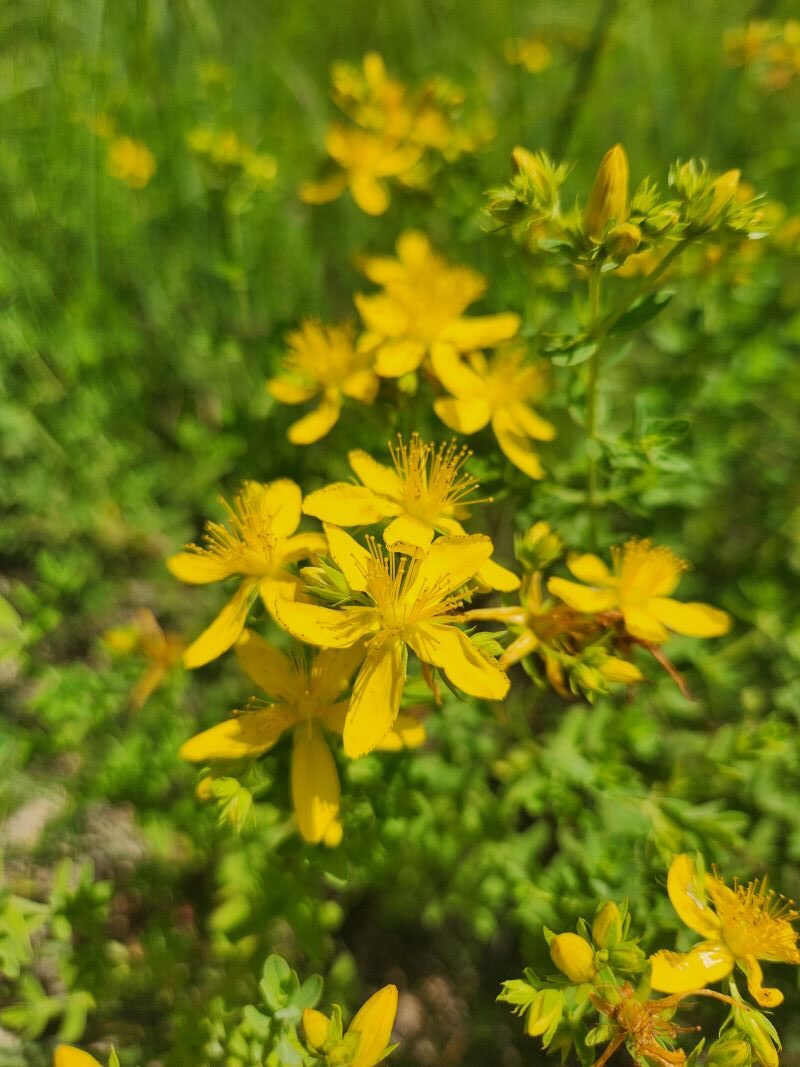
left=106, top=136, right=156, bottom=189
left=167, top=480, right=325, bottom=668
left=547, top=540, right=731, bottom=643
left=650, top=854, right=800, bottom=1007
left=504, top=36, right=553, bottom=73
left=103, top=608, right=185, bottom=708
left=268, top=320, right=380, bottom=444
left=432, top=344, right=554, bottom=479
left=356, top=231, right=520, bottom=378
left=299, top=124, right=421, bottom=215
left=272, top=529, right=509, bottom=757
left=303, top=983, right=398, bottom=1066
left=54, top=1049, right=102, bottom=1067
left=180, top=630, right=424, bottom=844
left=303, top=433, right=519, bottom=591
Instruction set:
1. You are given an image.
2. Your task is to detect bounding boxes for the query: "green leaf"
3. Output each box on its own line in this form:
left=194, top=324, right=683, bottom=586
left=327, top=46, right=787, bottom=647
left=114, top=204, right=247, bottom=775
left=608, top=289, right=675, bottom=335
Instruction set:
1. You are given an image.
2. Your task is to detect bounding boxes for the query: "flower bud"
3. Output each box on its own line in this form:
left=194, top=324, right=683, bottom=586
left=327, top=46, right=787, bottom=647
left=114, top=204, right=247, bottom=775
left=302, top=1008, right=331, bottom=1051
left=550, top=932, right=596, bottom=983
left=707, top=1037, right=752, bottom=1067
left=526, top=989, right=562, bottom=1037
left=591, top=902, right=622, bottom=947
left=708, top=169, right=741, bottom=218
left=515, top=521, right=563, bottom=571
left=584, top=144, right=629, bottom=241
left=512, top=146, right=550, bottom=201
left=598, top=656, right=644, bottom=685
left=605, top=222, right=642, bottom=260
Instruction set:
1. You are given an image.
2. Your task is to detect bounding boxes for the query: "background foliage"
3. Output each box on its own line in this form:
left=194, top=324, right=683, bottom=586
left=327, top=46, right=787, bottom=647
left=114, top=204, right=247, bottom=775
left=2, top=0, right=800, bottom=1063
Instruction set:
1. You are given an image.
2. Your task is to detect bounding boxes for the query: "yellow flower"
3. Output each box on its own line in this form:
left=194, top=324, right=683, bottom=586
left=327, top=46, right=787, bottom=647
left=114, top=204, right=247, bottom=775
left=103, top=608, right=184, bottom=709
left=584, top=143, right=629, bottom=241
left=547, top=540, right=731, bottom=643
left=167, top=480, right=326, bottom=669
left=550, top=932, right=597, bottom=983
left=504, top=36, right=554, bottom=73
left=54, top=1049, right=102, bottom=1067
left=299, top=124, right=421, bottom=215
left=432, top=344, right=555, bottom=480
left=272, top=529, right=510, bottom=757
left=355, top=232, right=520, bottom=378
left=650, top=854, right=800, bottom=1007
left=303, top=983, right=398, bottom=1066
left=105, top=137, right=156, bottom=189
left=332, top=53, right=414, bottom=142
left=180, top=630, right=423, bottom=844
left=302, top=433, right=520, bottom=591
left=268, top=321, right=380, bottom=445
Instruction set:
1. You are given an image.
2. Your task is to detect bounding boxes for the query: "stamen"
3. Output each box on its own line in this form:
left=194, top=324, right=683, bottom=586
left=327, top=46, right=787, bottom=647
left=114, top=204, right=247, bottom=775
left=387, top=432, right=490, bottom=519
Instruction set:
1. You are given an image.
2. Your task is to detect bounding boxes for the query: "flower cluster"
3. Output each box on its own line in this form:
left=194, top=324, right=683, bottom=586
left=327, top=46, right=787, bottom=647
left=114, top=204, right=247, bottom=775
left=300, top=52, right=493, bottom=215
left=724, top=20, right=800, bottom=92
left=186, top=125, right=278, bottom=188
left=501, top=854, right=800, bottom=1067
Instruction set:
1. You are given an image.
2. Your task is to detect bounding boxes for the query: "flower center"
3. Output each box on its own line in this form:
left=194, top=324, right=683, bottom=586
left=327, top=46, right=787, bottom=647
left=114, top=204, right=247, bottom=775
left=389, top=433, right=483, bottom=522
left=199, top=483, right=280, bottom=577
left=616, top=540, right=686, bottom=606
left=710, top=877, right=800, bottom=962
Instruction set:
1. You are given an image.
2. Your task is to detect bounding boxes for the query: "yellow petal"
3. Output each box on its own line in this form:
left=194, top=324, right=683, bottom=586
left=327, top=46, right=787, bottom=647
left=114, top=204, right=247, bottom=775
left=350, top=173, right=390, bottom=215
left=259, top=479, right=303, bottom=538
left=167, top=551, right=235, bottom=585
left=374, top=339, right=427, bottom=378
left=292, top=722, right=340, bottom=843
left=738, top=955, right=784, bottom=1008
left=508, top=402, right=556, bottom=442
left=354, top=293, right=408, bottom=338
left=383, top=513, right=435, bottom=552
left=54, top=1049, right=103, bottom=1067
left=599, top=656, right=644, bottom=684
left=406, top=534, right=493, bottom=602
left=648, top=598, right=731, bottom=638
left=407, top=622, right=510, bottom=700
left=434, top=397, right=492, bottom=435
left=259, top=576, right=301, bottom=616
left=666, top=854, right=723, bottom=939
left=299, top=172, right=348, bottom=204
left=280, top=531, right=328, bottom=564
left=621, top=606, right=669, bottom=643
left=287, top=392, right=341, bottom=445
left=312, top=646, right=368, bottom=706
left=439, top=312, right=521, bottom=350
left=303, top=484, right=398, bottom=526
left=302, top=1007, right=331, bottom=1050
left=344, top=639, right=406, bottom=758
left=376, top=713, right=427, bottom=751
left=649, top=940, right=734, bottom=994
left=347, top=450, right=401, bottom=499
left=429, top=342, right=485, bottom=398
left=375, top=143, right=421, bottom=176
left=342, top=369, right=380, bottom=403
left=547, top=577, right=617, bottom=614
left=234, top=629, right=301, bottom=701
left=183, top=580, right=257, bottom=669
left=492, top=409, right=546, bottom=479
left=268, top=378, right=318, bottom=405
left=324, top=524, right=371, bottom=592
left=180, top=705, right=297, bottom=762
left=475, top=557, right=521, bottom=592
left=566, top=553, right=613, bottom=585
left=348, top=984, right=399, bottom=1067
left=272, top=599, right=378, bottom=649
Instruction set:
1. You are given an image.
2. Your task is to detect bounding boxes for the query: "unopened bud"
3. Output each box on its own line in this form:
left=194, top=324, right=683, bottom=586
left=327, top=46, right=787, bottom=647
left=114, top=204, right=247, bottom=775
left=608, top=944, right=646, bottom=972
left=515, top=521, right=563, bottom=571
left=512, top=146, right=550, bottom=201
left=526, top=989, right=562, bottom=1037
left=302, top=1008, right=331, bottom=1051
left=584, top=144, right=629, bottom=241
left=550, top=932, right=596, bottom=983
left=598, top=656, right=644, bottom=685
left=591, top=902, right=622, bottom=947
left=708, top=169, right=741, bottom=219
left=605, top=222, right=642, bottom=260
left=707, top=1037, right=752, bottom=1067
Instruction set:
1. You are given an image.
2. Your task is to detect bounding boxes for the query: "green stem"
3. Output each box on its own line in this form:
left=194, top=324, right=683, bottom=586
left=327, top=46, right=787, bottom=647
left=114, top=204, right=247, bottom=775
left=596, top=238, right=693, bottom=337
left=585, top=268, right=603, bottom=546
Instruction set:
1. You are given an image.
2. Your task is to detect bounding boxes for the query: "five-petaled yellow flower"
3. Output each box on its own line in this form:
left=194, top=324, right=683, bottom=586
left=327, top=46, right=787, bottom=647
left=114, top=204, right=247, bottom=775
left=432, top=343, right=555, bottom=479
left=303, top=983, right=398, bottom=1067
left=268, top=321, right=380, bottom=445
left=355, top=231, right=520, bottom=378
left=167, top=480, right=325, bottom=668
left=650, top=853, right=800, bottom=1007
left=547, top=540, right=731, bottom=643
left=303, top=434, right=519, bottom=591
left=180, top=630, right=424, bottom=845
left=54, top=1048, right=102, bottom=1067
left=299, top=125, right=421, bottom=216
left=272, top=528, right=510, bottom=758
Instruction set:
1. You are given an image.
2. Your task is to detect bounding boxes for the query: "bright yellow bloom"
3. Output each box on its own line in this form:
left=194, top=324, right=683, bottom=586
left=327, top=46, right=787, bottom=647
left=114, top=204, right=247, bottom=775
left=272, top=529, right=510, bottom=758
left=103, top=608, right=185, bottom=708
left=650, top=854, right=800, bottom=1007
left=299, top=124, right=421, bottom=215
left=180, top=631, right=423, bottom=844
left=105, top=137, right=156, bottom=189
left=303, top=984, right=398, bottom=1066
left=355, top=232, right=520, bottom=378
left=54, top=1049, right=102, bottom=1067
left=432, top=344, right=555, bottom=480
left=302, top=434, right=519, bottom=592
left=547, top=540, right=731, bottom=644
left=268, top=321, right=380, bottom=445
left=584, top=143, right=629, bottom=241
left=332, top=52, right=414, bottom=142
left=167, top=480, right=325, bottom=669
